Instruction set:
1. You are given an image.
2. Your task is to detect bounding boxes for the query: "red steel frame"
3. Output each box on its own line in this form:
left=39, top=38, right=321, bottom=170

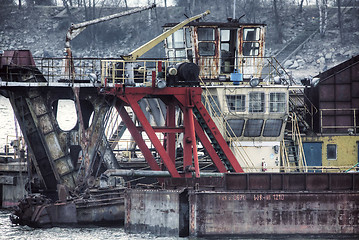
left=102, top=85, right=243, bottom=178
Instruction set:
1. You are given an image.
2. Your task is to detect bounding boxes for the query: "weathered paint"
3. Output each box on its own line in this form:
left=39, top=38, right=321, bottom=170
left=76, top=200, right=124, bottom=224
left=306, top=55, right=359, bottom=134
left=190, top=191, right=359, bottom=236
left=125, top=189, right=185, bottom=236
left=303, top=135, right=359, bottom=170
left=163, top=22, right=266, bottom=80
left=237, top=25, right=266, bottom=79
left=10, top=188, right=125, bottom=226
left=2, top=176, right=26, bottom=208
left=125, top=173, right=359, bottom=237
left=193, top=26, right=220, bottom=80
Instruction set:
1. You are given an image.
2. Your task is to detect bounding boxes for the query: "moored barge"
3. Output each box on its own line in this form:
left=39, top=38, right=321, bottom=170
left=0, top=7, right=358, bottom=237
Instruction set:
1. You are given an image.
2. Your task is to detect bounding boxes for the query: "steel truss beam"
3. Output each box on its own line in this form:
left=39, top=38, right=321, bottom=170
left=103, top=86, right=243, bottom=177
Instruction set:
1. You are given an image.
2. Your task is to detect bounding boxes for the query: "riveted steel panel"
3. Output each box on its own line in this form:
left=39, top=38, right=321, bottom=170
left=38, top=114, right=54, bottom=135
left=189, top=191, right=359, bottom=236
left=45, top=132, right=65, bottom=160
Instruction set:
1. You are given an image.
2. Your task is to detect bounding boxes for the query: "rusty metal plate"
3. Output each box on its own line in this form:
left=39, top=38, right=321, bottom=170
left=190, top=191, right=359, bottom=236
left=165, top=177, right=225, bottom=190
left=306, top=173, right=329, bottom=191
left=45, top=132, right=65, bottom=160
left=125, top=189, right=182, bottom=236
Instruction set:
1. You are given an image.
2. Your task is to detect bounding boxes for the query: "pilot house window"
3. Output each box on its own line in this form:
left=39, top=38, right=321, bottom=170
left=262, top=119, right=283, bottom=137
left=249, top=92, right=264, bottom=112
left=226, top=95, right=246, bottom=112
left=226, top=119, right=245, bottom=137
left=244, top=119, right=263, bottom=137
left=198, top=28, right=216, bottom=56
left=269, top=93, right=286, bottom=112
left=243, top=28, right=260, bottom=56
left=166, top=29, right=186, bottom=61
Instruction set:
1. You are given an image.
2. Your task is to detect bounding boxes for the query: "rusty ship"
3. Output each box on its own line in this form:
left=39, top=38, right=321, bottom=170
left=0, top=6, right=358, bottom=237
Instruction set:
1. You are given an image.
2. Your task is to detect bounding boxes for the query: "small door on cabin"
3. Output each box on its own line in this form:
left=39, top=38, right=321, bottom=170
left=303, top=142, right=322, bottom=172
left=220, top=29, right=237, bottom=74
left=237, top=26, right=265, bottom=79
left=193, top=27, right=220, bottom=79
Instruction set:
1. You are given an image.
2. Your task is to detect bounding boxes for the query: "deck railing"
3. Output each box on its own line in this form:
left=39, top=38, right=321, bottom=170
left=320, top=108, right=358, bottom=134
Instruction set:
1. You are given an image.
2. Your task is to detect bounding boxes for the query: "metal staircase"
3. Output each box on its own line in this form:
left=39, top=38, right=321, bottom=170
left=193, top=107, right=234, bottom=172
left=282, top=113, right=308, bottom=172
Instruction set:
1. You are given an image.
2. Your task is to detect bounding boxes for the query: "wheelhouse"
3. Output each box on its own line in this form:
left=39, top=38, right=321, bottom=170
left=163, top=21, right=266, bottom=81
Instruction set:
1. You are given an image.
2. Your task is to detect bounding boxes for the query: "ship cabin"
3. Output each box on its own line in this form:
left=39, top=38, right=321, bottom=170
left=163, top=21, right=266, bottom=81
left=163, top=21, right=297, bottom=172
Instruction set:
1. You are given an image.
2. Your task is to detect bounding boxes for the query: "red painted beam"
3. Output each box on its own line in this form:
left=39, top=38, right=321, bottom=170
left=192, top=97, right=244, bottom=173
left=115, top=102, right=161, bottom=171
left=135, top=126, right=184, bottom=133
left=166, top=102, right=176, bottom=163
left=187, top=107, right=200, bottom=178
left=127, top=97, right=181, bottom=178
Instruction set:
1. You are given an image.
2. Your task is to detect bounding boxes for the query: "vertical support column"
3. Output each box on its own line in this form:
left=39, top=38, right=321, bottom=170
left=181, top=107, right=193, bottom=177
left=188, top=107, right=200, bottom=178
left=166, top=102, right=176, bottom=164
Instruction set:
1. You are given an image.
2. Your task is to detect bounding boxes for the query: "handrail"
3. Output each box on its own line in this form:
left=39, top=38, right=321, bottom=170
left=282, top=112, right=308, bottom=172
left=345, top=163, right=359, bottom=173
left=320, top=108, right=358, bottom=134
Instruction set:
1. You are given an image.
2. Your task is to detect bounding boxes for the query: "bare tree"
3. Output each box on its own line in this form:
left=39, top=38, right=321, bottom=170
left=299, top=0, right=305, bottom=13
left=337, top=0, right=343, bottom=43
left=273, top=0, right=284, bottom=43
left=62, top=0, right=73, bottom=19
left=317, top=0, right=328, bottom=37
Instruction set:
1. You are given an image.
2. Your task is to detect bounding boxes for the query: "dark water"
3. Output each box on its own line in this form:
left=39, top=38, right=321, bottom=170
left=2, top=210, right=358, bottom=240
left=0, top=210, right=179, bottom=240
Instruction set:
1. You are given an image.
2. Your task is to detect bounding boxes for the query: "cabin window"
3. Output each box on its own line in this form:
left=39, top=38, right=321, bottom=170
left=243, top=27, right=260, bottom=56
left=220, top=29, right=235, bottom=73
left=269, top=93, right=286, bottom=112
left=185, top=28, right=192, bottom=48
left=166, top=29, right=187, bottom=61
left=198, top=28, right=215, bottom=41
left=198, top=42, right=216, bottom=56
left=249, top=92, right=265, bottom=112
left=198, top=28, right=216, bottom=56
left=168, top=50, right=175, bottom=58
left=262, top=119, right=283, bottom=137
left=226, top=95, right=246, bottom=112
left=173, top=29, right=185, bottom=48
left=244, top=119, right=263, bottom=137
left=221, top=30, right=230, bottom=52
left=202, top=95, right=221, bottom=116
left=175, top=50, right=186, bottom=58
left=167, top=34, right=173, bottom=48
left=327, top=144, right=337, bottom=160
left=226, top=119, right=245, bottom=137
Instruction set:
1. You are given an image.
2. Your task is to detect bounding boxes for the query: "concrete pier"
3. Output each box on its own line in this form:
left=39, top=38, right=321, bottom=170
left=0, top=162, right=27, bottom=208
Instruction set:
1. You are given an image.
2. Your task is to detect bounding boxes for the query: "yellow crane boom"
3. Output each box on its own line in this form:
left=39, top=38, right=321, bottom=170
left=121, top=10, right=210, bottom=61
